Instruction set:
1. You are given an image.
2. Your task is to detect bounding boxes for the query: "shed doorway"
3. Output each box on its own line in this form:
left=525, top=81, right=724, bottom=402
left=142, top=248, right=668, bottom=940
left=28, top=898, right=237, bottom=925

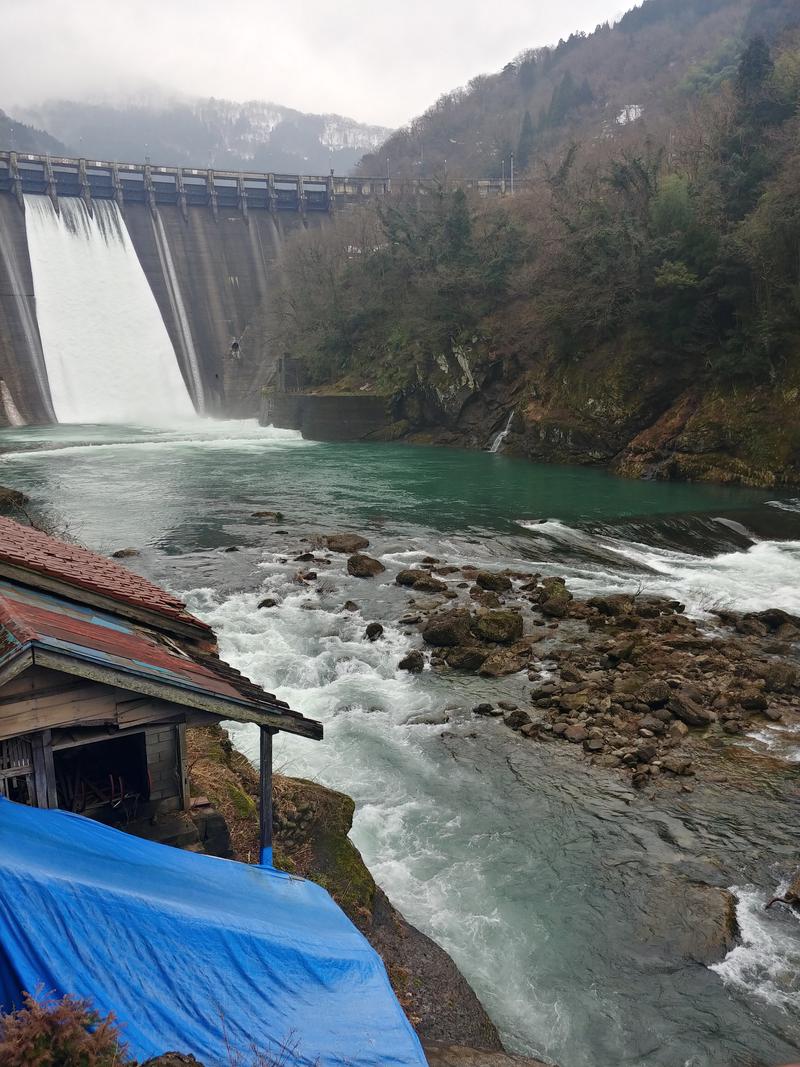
left=54, top=733, right=150, bottom=825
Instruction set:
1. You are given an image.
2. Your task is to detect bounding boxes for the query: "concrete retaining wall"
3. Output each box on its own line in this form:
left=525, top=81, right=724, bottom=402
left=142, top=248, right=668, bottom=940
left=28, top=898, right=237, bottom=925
left=262, top=392, right=391, bottom=442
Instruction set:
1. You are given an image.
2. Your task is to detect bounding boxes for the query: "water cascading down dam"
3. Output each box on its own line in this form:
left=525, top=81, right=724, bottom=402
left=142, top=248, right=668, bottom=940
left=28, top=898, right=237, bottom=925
left=0, top=151, right=400, bottom=426
left=24, top=195, right=197, bottom=424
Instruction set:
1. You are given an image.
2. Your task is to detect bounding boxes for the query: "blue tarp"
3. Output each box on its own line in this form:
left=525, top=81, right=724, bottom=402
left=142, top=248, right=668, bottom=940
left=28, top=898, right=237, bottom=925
left=0, top=799, right=428, bottom=1066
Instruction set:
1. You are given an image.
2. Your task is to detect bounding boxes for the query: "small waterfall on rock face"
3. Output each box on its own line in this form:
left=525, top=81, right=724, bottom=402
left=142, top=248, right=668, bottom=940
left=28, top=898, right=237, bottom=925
left=23, top=195, right=196, bottom=424
left=489, top=410, right=514, bottom=453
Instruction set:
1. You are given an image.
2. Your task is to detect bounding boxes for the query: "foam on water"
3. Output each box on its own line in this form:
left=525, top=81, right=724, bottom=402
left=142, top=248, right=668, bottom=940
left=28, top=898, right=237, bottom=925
left=23, top=195, right=196, bottom=424
left=518, top=519, right=800, bottom=616
left=711, top=885, right=800, bottom=1012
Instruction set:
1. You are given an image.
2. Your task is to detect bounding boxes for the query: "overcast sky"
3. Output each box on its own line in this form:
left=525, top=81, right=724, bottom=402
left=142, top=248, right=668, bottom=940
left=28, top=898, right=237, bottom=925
left=4, top=0, right=626, bottom=128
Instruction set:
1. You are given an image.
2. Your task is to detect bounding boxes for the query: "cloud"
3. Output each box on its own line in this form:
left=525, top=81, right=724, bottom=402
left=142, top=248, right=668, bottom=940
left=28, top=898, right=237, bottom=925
left=2, top=0, right=622, bottom=127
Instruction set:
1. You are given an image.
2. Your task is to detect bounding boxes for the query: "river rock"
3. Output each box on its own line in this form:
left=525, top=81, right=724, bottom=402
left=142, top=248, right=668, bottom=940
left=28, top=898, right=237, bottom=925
left=472, top=703, right=500, bottom=716
left=470, top=610, right=523, bottom=645
left=0, top=486, right=29, bottom=511
left=503, top=709, right=532, bottom=731
left=479, top=647, right=530, bottom=677
left=475, top=570, right=512, bottom=593
left=446, top=647, right=489, bottom=671
left=111, top=547, right=140, bottom=558
left=661, top=754, right=693, bottom=775
left=638, top=680, right=672, bottom=708
left=564, top=724, right=589, bottom=743
left=587, top=593, right=636, bottom=616
left=739, top=688, right=767, bottom=711
left=323, top=533, right=369, bottom=553
left=423, top=1044, right=551, bottom=1067
left=257, top=597, right=278, bottom=609
left=348, top=553, right=386, bottom=578
left=397, top=569, right=448, bottom=593
left=667, top=692, right=715, bottom=727
left=398, top=650, right=425, bottom=673
left=422, top=610, right=473, bottom=647
left=365, top=622, right=384, bottom=641
left=537, top=577, right=573, bottom=618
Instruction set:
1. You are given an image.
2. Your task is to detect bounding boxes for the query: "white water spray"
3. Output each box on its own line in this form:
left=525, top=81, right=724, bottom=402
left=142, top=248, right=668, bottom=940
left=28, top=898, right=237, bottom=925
left=23, top=196, right=195, bottom=424
left=489, top=410, right=514, bottom=453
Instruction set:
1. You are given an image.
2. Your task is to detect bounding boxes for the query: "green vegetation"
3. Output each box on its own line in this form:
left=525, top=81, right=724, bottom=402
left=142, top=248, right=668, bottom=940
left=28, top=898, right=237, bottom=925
left=279, top=34, right=800, bottom=417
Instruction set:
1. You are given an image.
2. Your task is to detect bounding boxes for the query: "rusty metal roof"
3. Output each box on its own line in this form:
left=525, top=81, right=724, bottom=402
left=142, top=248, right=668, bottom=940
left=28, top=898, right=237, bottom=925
left=0, top=582, right=321, bottom=740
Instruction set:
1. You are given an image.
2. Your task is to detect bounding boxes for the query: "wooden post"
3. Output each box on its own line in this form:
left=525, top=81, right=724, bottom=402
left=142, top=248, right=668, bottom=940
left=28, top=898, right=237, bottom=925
left=259, top=726, right=275, bottom=866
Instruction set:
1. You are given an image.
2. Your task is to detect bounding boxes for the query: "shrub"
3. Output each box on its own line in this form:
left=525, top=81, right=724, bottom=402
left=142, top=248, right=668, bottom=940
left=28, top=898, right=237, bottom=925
left=0, top=989, right=130, bottom=1066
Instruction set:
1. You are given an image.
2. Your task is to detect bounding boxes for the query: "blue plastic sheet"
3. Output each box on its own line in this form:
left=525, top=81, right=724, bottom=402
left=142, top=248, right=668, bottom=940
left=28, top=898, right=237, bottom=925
left=0, top=799, right=428, bottom=1066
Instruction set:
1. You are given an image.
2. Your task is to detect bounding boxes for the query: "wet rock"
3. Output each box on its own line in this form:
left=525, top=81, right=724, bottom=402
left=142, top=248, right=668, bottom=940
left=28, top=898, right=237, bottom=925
left=365, top=622, right=384, bottom=642
left=322, top=533, right=370, bottom=553
left=397, top=569, right=448, bottom=593
left=667, top=693, right=715, bottom=727
left=475, top=570, right=512, bottom=593
left=257, top=597, right=278, bottom=609
left=587, top=593, right=636, bottom=616
left=497, top=701, right=518, bottom=712
left=141, top=1056, right=205, bottom=1067
left=347, top=554, right=386, bottom=578
left=761, top=661, right=798, bottom=693
left=0, top=486, right=29, bottom=511
left=479, top=647, right=530, bottom=677
left=537, top=577, right=573, bottom=618
left=223, top=546, right=239, bottom=553
left=639, top=714, right=667, bottom=736
left=422, top=610, right=473, bottom=647
left=111, top=547, right=140, bottom=558
left=739, top=688, right=767, bottom=712
left=423, top=1042, right=551, bottom=1067
left=399, top=650, right=425, bottom=673
left=661, top=754, right=693, bottom=775
left=638, top=680, right=672, bottom=708
left=584, top=737, right=605, bottom=752
left=342, top=600, right=359, bottom=612
left=470, top=610, right=524, bottom=645
left=251, top=510, right=284, bottom=521
left=472, top=703, right=501, bottom=717
left=446, top=647, right=489, bottom=671
left=564, top=724, right=589, bottom=743
left=503, top=709, right=532, bottom=731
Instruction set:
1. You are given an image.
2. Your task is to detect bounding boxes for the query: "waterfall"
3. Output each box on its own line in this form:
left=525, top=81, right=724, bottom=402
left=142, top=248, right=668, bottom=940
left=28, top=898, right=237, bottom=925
left=151, top=210, right=205, bottom=414
left=489, top=410, right=514, bottom=453
left=23, top=195, right=196, bottom=425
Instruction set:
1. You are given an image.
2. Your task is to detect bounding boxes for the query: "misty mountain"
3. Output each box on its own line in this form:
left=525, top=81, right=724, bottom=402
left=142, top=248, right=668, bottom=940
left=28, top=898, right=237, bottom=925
left=359, top=0, right=798, bottom=179
left=12, top=97, right=392, bottom=174
left=0, top=109, right=69, bottom=157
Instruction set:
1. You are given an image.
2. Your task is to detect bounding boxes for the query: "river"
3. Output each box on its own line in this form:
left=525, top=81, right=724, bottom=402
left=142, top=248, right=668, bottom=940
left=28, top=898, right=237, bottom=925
left=1, top=419, right=799, bottom=1067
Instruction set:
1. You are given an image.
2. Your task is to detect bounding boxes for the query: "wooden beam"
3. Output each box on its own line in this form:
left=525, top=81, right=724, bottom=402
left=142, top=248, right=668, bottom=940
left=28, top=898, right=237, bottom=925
left=33, top=649, right=323, bottom=740
left=259, top=726, right=275, bottom=866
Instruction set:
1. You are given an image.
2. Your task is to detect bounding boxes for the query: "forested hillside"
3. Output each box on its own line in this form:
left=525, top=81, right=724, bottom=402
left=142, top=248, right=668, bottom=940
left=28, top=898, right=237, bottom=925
left=359, top=0, right=797, bottom=180
left=0, top=110, right=68, bottom=156
left=273, top=26, right=800, bottom=487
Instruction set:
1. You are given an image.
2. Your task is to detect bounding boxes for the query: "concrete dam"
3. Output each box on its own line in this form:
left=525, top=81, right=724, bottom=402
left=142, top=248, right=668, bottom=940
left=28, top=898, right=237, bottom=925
left=0, top=151, right=394, bottom=425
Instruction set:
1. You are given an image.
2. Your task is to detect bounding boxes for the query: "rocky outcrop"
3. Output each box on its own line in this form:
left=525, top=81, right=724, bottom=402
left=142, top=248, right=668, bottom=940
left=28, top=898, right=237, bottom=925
left=186, top=726, right=505, bottom=1052
left=424, top=1045, right=551, bottom=1067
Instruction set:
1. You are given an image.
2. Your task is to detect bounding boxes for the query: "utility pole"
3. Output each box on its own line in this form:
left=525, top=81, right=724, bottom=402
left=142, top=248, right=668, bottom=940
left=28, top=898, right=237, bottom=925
left=510, top=152, right=515, bottom=195
left=501, top=158, right=506, bottom=194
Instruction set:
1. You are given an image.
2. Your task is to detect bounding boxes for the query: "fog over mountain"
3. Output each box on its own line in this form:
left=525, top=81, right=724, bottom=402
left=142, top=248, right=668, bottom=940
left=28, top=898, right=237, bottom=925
left=13, top=97, right=391, bottom=174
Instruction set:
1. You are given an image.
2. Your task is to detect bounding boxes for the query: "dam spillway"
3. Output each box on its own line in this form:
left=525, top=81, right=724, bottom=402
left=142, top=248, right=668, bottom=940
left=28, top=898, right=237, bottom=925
left=24, top=196, right=196, bottom=424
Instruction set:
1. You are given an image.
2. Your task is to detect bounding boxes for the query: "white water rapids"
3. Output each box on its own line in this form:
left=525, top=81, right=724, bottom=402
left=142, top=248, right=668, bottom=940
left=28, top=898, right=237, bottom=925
left=1, top=423, right=799, bottom=1065
left=23, top=196, right=195, bottom=424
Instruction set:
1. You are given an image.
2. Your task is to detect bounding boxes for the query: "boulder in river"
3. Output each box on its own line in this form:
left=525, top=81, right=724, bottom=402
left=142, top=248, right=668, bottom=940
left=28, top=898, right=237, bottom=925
left=111, top=547, right=140, bottom=559
left=399, top=650, right=425, bottom=672
left=475, top=571, right=512, bottom=593
left=470, top=610, right=524, bottom=645
left=347, top=554, right=386, bottom=578
left=533, top=577, right=573, bottom=618
left=365, top=622, right=384, bottom=642
left=397, top=569, right=448, bottom=593
left=422, top=610, right=474, bottom=647
left=667, top=692, right=715, bottom=727
left=446, top=647, right=489, bottom=671
left=322, top=533, right=370, bottom=553
left=479, top=646, right=531, bottom=677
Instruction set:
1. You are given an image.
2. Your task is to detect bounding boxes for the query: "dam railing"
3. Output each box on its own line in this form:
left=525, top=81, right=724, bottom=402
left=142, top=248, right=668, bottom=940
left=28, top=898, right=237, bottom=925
left=0, top=151, right=516, bottom=217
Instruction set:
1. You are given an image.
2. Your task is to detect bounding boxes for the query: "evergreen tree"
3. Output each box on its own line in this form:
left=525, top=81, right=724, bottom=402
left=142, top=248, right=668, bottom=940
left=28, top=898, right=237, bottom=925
left=516, top=111, right=536, bottom=171
left=736, top=35, right=774, bottom=101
